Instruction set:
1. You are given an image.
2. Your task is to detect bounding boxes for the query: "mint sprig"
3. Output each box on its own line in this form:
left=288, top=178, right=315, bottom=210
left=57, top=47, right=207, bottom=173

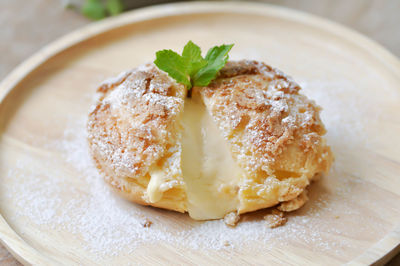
left=154, top=41, right=234, bottom=92
left=81, top=0, right=124, bottom=20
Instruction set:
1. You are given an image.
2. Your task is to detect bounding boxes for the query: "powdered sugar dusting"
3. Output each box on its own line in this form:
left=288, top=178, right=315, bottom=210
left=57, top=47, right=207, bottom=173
left=1, top=76, right=397, bottom=262
left=2, top=114, right=372, bottom=260
left=298, top=78, right=375, bottom=149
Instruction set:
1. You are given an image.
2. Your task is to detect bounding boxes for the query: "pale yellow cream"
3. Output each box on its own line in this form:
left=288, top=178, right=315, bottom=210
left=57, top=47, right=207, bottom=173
left=146, top=168, right=167, bottom=203
left=145, top=97, right=243, bottom=219
left=180, top=97, right=242, bottom=220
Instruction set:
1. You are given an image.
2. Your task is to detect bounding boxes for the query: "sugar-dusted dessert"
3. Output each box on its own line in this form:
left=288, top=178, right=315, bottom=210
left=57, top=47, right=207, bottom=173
left=87, top=58, right=333, bottom=221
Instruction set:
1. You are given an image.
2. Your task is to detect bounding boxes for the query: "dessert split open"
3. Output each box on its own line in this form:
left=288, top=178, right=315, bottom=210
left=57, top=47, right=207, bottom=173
left=87, top=59, right=333, bottom=221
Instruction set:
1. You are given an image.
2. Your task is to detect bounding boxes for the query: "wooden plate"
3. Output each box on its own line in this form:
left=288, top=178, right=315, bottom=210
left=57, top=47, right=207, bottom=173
left=1, top=2, right=400, bottom=265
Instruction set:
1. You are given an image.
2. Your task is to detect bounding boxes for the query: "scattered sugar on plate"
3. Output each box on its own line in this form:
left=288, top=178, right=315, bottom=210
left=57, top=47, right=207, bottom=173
left=3, top=117, right=352, bottom=258
left=1, top=77, right=394, bottom=261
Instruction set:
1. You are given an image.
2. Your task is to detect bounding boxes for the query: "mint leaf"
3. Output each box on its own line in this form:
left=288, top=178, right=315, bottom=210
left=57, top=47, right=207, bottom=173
left=154, top=41, right=234, bottom=93
left=82, top=0, right=106, bottom=20
left=193, top=44, right=234, bottom=87
left=154, top=49, right=191, bottom=88
left=106, top=0, right=124, bottom=16
left=182, top=41, right=208, bottom=76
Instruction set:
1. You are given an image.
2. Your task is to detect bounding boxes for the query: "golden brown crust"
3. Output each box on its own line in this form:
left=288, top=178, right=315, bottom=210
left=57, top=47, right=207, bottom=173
left=198, top=60, right=333, bottom=213
left=87, top=60, right=333, bottom=218
left=87, top=64, right=187, bottom=212
left=278, top=190, right=309, bottom=212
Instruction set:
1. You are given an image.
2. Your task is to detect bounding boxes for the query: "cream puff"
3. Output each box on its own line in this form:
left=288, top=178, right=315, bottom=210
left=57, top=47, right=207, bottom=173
left=87, top=60, right=333, bottom=220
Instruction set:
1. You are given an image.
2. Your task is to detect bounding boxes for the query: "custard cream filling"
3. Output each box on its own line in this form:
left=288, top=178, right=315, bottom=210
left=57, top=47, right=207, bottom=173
left=181, top=97, right=242, bottom=220
left=146, top=96, right=243, bottom=220
left=147, top=168, right=167, bottom=203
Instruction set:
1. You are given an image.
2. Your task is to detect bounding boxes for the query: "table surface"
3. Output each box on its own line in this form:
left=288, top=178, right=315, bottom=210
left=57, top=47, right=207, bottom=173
left=0, top=0, right=399, bottom=265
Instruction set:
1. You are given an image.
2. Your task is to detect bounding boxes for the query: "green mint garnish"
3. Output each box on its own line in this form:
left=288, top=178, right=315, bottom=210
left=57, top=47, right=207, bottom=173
left=154, top=41, right=234, bottom=93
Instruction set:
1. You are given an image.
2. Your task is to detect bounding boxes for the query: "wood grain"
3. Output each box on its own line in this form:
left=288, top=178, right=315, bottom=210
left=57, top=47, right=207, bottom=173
left=0, top=2, right=400, bottom=265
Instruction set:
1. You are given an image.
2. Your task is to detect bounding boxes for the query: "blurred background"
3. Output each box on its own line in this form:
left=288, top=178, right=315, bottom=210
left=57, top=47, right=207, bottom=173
left=1, top=0, right=399, bottom=82
left=0, top=0, right=399, bottom=265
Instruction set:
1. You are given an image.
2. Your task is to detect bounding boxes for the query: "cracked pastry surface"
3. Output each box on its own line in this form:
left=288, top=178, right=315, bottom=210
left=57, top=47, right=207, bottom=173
left=87, top=60, right=333, bottom=220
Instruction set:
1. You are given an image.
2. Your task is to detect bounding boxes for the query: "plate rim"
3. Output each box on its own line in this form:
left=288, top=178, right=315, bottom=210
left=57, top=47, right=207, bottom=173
left=0, top=1, right=399, bottom=265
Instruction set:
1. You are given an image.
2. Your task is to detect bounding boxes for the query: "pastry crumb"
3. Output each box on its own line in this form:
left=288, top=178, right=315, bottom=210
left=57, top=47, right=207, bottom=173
left=271, top=209, right=284, bottom=217
left=142, top=219, right=152, bottom=228
left=224, top=241, right=230, bottom=247
left=224, top=212, right=240, bottom=227
left=264, top=210, right=287, bottom=228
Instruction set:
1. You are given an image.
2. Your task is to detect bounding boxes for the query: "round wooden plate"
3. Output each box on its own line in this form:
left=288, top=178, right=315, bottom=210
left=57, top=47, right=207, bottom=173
left=0, top=2, right=400, bottom=265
